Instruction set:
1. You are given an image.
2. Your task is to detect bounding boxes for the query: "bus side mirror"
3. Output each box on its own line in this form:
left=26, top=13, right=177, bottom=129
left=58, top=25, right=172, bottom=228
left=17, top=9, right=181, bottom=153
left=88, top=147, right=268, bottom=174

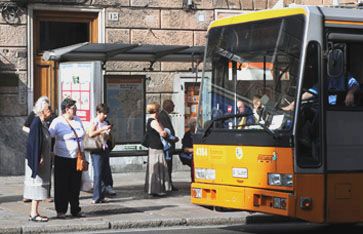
left=327, top=48, right=344, bottom=79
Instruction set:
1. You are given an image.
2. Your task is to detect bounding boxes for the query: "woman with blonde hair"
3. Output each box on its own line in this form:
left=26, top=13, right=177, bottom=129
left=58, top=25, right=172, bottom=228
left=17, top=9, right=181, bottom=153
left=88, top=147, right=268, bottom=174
left=144, top=102, right=171, bottom=196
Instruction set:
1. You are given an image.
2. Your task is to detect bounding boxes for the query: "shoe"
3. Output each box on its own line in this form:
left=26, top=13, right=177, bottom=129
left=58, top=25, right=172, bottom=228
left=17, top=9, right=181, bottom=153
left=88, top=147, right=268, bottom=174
left=23, top=198, right=31, bottom=203
left=72, top=212, right=85, bottom=218
left=147, top=193, right=166, bottom=198
left=56, top=213, right=66, bottom=219
left=91, top=198, right=108, bottom=204
left=105, top=186, right=116, bottom=196
left=171, top=185, right=179, bottom=191
left=29, top=215, right=48, bottom=222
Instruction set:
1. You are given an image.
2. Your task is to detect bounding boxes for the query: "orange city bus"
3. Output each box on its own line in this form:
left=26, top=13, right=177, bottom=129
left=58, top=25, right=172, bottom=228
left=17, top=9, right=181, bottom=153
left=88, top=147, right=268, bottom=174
left=191, top=6, right=363, bottom=224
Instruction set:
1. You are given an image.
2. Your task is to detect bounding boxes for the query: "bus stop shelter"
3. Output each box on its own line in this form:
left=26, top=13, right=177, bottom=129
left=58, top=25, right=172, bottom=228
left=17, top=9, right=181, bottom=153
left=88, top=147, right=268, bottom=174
left=42, top=42, right=205, bottom=156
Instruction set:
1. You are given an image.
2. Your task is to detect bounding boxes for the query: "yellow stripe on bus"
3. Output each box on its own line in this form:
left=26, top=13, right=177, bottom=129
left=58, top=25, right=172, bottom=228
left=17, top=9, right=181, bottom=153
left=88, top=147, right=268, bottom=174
left=209, top=8, right=306, bottom=30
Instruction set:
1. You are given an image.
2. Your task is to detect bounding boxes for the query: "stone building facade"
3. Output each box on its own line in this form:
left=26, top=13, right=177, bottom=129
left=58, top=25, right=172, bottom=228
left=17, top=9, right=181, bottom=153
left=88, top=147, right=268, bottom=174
left=0, top=0, right=357, bottom=175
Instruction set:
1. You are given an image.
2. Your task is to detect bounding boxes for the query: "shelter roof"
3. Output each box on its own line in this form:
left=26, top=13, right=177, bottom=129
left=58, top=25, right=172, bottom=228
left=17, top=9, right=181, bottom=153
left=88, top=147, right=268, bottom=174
left=42, top=42, right=205, bottom=63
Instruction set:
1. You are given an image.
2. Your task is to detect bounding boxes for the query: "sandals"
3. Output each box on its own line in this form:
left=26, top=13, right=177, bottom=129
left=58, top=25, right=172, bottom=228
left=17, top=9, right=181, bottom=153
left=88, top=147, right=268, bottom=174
left=29, top=215, right=48, bottom=222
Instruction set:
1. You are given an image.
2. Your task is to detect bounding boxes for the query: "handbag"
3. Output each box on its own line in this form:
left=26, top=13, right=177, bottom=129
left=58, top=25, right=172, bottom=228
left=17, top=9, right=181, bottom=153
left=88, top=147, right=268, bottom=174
left=141, top=132, right=149, bottom=148
left=65, top=117, right=89, bottom=172
left=84, top=133, right=105, bottom=151
left=107, top=133, right=116, bottom=151
left=76, top=150, right=89, bottom=172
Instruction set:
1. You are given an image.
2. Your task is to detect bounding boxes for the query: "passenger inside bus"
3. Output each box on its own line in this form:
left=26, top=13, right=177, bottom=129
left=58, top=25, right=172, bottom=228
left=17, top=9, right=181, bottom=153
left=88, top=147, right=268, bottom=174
left=282, top=70, right=360, bottom=111
left=282, top=44, right=360, bottom=111
left=252, top=95, right=263, bottom=122
left=236, top=100, right=254, bottom=129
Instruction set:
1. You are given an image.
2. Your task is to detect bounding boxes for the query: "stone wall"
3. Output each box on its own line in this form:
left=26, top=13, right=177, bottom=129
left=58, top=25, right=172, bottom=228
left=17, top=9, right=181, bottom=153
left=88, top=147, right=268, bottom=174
left=0, top=0, right=360, bottom=175
left=0, top=0, right=28, bottom=175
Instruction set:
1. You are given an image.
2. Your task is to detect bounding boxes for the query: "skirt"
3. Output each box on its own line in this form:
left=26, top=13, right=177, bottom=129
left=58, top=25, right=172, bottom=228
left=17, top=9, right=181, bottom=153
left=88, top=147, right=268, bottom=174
left=23, top=157, right=51, bottom=201
left=145, top=148, right=172, bottom=195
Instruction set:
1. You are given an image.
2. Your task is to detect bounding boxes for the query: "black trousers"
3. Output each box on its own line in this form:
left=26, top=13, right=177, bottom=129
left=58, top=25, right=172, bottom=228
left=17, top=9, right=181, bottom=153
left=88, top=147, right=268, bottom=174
left=166, top=157, right=173, bottom=185
left=54, top=156, right=82, bottom=215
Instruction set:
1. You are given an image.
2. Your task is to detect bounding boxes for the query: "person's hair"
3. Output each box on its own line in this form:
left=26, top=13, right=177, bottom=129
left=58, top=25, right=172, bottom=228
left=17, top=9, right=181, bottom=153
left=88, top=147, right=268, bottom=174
left=147, top=102, right=160, bottom=114
left=253, top=95, right=261, bottom=101
left=237, top=100, right=244, bottom=108
left=33, top=97, right=50, bottom=116
left=162, top=99, right=174, bottom=111
left=33, top=96, right=49, bottom=113
left=96, top=103, right=109, bottom=114
left=61, top=97, right=76, bottom=114
left=187, top=117, right=197, bottom=129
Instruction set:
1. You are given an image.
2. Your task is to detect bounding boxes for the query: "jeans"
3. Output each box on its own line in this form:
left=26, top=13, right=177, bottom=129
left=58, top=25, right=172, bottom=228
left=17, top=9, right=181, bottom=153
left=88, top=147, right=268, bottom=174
left=91, top=149, right=113, bottom=201
left=102, top=152, right=113, bottom=188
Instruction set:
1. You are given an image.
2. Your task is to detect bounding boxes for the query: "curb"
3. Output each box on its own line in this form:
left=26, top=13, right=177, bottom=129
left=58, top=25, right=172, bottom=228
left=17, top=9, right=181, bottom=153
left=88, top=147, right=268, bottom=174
left=0, top=216, right=246, bottom=233
left=22, top=221, right=110, bottom=234
left=1, top=226, right=22, bottom=234
left=110, top=216, right=246, bottom=230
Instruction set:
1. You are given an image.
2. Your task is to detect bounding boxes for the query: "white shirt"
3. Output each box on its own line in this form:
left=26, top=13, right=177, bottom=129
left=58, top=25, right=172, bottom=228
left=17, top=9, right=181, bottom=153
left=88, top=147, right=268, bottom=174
left=49, top=116, right=85, bottom=158
left=91, top=117, right=109, bottom=131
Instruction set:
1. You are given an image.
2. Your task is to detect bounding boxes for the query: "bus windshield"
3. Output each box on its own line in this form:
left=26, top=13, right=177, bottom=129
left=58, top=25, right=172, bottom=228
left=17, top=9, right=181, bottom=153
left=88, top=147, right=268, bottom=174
left=198, top=15, right=305, bottom=133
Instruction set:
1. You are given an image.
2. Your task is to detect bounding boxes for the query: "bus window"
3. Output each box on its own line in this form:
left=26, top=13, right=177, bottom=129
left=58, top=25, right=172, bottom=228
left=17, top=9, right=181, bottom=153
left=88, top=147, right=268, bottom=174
left=296, top=41, right=321, bottom=167
left=326, top=43, right=362, bottom=109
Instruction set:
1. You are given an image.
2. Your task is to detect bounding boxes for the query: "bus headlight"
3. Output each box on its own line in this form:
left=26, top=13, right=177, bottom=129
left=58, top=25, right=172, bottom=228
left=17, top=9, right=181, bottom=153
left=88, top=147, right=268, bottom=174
left=268, top=173, right=293, bottom=186
left=281, top=174, right=293, bottom=186
left=195, top=168, right=216, bottom=180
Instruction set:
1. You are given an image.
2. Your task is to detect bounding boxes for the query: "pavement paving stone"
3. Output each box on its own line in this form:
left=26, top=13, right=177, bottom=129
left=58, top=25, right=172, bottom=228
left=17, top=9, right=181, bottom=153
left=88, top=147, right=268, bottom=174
left=0, top=171, right=249, bottom=233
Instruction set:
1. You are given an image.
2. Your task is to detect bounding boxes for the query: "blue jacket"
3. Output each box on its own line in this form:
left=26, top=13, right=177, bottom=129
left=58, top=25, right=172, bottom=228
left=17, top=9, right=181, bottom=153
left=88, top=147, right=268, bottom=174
left=26, top=117, right=43, bottom=178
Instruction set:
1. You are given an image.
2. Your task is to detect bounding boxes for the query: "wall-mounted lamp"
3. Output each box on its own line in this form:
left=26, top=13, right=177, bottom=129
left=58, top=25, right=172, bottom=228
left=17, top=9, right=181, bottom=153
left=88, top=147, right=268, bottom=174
left=183, top=0, right=196, bottom=12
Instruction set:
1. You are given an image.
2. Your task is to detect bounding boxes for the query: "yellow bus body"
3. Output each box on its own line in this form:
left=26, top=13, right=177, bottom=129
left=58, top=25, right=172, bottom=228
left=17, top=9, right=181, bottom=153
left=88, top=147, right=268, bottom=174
left=192, top=6, right=363, bottom=223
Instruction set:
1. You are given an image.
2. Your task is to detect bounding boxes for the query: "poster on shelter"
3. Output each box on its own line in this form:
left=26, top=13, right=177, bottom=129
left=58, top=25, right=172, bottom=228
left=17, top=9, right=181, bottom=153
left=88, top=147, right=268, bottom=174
left=105, top=75, right=145, bottom=144
left=59, top=63, right=92, bottom=123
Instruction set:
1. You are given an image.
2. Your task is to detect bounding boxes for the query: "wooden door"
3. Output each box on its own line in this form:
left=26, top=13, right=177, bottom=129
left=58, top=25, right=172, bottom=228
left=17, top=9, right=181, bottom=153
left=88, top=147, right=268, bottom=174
left=33, top=10, right=98, bottom=110
left=34, top=57, right=56, bottom=107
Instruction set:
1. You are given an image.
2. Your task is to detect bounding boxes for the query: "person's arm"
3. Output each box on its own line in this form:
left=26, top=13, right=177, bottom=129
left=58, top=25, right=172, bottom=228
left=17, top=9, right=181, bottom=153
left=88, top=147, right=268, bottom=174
left=48, top=118, right=57, bottom=138
left=183, top=147, right=193, bottom=153
left=22, top=126, right=30, bottom=133
left=182, top=132, right=193, bottom=153
left=23, top=112, right=35, bottom=133
left=77, top=118, right=86, bottom=138
left=302, top=91, right=314, bottom=100
left=345, top=86, right=359, bottom=106
left=88, top=121, right=110, bottom=137
left=150, top=119, right=167, bottom=138
left=345, top=77, right=360, bottom=106
left=282, top=91, right=315, bottom=111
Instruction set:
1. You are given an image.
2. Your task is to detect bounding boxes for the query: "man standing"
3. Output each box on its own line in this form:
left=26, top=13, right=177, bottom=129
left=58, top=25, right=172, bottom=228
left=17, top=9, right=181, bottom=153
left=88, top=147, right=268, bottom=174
left=158, top=99, right=179, bottom=191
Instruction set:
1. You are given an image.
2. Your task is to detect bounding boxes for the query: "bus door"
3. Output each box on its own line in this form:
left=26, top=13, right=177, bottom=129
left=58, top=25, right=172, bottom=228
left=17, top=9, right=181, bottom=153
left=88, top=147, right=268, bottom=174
left=294, top=41, right=325, bottom=223
left=324, top=38, right=363, bottom=223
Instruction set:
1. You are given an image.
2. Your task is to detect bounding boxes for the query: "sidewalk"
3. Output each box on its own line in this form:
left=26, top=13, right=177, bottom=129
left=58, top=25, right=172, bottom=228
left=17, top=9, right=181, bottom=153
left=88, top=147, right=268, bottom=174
left=0, top=171, right=249, bottom=233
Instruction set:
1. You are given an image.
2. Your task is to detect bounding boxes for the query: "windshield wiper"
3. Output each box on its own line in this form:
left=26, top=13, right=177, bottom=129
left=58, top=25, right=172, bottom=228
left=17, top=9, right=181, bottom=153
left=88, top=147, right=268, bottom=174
left=201, top=112, right=253, bottom=142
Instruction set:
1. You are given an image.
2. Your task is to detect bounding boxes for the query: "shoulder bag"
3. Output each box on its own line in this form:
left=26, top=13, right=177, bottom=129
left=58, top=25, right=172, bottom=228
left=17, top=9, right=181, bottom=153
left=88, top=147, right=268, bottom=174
left=65, top=118, right=89, bottom=172
left=84, top=133, right=106, bottom=151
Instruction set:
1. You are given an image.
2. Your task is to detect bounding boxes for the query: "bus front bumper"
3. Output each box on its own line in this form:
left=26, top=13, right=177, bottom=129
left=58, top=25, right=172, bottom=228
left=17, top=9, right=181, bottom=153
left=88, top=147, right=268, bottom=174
left=191, top=182, right=295, bottom=217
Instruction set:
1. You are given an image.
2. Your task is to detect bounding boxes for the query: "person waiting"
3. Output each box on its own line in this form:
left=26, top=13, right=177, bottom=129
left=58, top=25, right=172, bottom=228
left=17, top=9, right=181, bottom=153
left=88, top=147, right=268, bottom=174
left=180, top=118, right=197, bottom=182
